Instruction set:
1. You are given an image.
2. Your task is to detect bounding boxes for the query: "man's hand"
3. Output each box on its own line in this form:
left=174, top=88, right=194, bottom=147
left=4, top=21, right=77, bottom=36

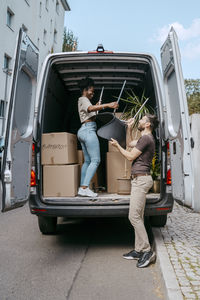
left=126, top=117, right=135, bottom=129
left=110, top=138, right=119, bottom=148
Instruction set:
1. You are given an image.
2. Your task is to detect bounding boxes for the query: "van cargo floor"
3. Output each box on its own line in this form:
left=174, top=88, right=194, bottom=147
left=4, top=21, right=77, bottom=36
left=43, top=193, right=160, bottom=205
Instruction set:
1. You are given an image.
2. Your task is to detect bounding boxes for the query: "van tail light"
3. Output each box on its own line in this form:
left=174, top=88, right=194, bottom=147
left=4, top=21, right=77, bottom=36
left=31, top=169, right=36, bottom=186
left=167, top=142, right=169, bottom=150
left=167, top=169, right=171, bottom=185
left=30, top=142, right=36, bottom=187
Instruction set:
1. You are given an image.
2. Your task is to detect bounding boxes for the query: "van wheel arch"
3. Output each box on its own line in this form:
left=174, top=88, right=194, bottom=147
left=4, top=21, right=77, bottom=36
left=38, top=216, right=57, bottom=234
left=149, top=215, right=167, bottom=227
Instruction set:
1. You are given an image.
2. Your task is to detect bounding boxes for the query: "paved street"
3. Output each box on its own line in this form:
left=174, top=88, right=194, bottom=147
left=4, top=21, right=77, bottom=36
left=156, top=201, right=200, bottom=300
left=0, top=205, right=166, bottom=300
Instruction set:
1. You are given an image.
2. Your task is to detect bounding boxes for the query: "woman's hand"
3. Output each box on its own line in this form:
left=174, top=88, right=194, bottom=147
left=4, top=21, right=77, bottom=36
left=108, top=102, right=119, bottom=109
left=110, top=138, right=119, bottom=148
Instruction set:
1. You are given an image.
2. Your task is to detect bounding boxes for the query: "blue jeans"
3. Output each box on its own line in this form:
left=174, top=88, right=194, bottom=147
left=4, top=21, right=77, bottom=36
left=77, top=122, right=100, bottom=187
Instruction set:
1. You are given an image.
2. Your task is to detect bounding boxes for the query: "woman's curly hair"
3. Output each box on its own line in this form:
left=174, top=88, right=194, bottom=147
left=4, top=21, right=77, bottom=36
left=78, top=77, right=94, bottom=93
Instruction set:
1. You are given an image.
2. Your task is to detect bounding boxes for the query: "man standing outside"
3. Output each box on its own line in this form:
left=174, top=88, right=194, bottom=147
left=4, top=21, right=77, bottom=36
left=110, top=114, right=159, bottom=268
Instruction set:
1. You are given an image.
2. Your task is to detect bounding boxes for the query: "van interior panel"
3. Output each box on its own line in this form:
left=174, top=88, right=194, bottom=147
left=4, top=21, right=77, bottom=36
left=40, top=55, right=163, bottom=204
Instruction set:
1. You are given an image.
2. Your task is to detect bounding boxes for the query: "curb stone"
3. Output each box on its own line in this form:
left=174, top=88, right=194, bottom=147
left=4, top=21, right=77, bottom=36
left=153, top=228, right=184, bottom=300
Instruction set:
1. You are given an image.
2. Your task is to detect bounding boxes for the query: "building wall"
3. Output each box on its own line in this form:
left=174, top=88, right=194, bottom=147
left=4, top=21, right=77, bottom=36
left=0, top=0, right=70, bottom=136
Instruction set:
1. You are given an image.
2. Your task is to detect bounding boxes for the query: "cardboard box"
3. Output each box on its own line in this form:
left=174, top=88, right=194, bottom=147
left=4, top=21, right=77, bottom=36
left=42, top=132, right=78, bottom=165
left=115, top=112, right=123, bottom=119
left=106, top=152, right=132, bottom=193
left=77, top=150, right=84, bottom=165
left=43, top=164, right=79, bottom=197
left=108, top=141, right=119, bottom=152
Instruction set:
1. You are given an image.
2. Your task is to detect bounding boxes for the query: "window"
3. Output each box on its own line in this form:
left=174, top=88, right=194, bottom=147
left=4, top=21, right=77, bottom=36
left=56, top=0, right=59, bottom=14
left=7, top=7, right=14, bottom=28
left=54, top=29, right=57, bottom=43
left=39, top=2, right=42, bottom=17
left=45, top=0, right=49, bottom=10
left=4, top=54, right=11, bottom=70
left=43, top=29, right=47, bottom=45
left=0, top=100, right=6, bottom=118
left=22, top=24, right=28, bottom=33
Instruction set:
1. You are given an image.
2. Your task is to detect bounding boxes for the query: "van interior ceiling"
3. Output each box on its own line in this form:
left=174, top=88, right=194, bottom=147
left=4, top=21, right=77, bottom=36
left=42, top=57, right=158, bottom=135
left=41, top=55, right=161, bottom=197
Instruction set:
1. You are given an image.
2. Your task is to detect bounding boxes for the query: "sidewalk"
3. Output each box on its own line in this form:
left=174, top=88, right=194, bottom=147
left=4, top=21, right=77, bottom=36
left=153, top=201, right=200, bottom=300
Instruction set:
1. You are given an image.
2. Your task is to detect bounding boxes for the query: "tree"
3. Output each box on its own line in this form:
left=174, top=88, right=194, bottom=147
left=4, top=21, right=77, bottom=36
left=185, top=79, right=200, bottom=115
left=62, top=27, right=78, bottom=52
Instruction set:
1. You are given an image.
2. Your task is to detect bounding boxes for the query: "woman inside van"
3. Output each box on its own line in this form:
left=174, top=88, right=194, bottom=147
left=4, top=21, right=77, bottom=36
left=77, top=77, right=119, bottom=197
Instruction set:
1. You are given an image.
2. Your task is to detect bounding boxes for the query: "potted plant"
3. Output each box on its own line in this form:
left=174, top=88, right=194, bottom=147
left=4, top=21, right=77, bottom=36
left=150, top=152, right=161, bottom=193
left=119, top=89, right=155, bottom=128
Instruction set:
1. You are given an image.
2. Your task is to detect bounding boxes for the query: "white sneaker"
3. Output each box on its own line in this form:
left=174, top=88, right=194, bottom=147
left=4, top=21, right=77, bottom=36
left=78, top=187, right=86, bottom=196
left=84, top=187, right=98, bottom=197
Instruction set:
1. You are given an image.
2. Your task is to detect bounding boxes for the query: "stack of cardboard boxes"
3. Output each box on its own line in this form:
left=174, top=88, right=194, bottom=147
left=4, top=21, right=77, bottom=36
left=106, top=141, right=132, bottom=193
left=42, top=132, right=79, bottom=197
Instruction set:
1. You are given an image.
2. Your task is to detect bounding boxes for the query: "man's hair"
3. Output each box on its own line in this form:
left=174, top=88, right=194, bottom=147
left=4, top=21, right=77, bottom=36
left=78, top=77, right=94, bottom=93
left=145, top=114, right=159, bottom=131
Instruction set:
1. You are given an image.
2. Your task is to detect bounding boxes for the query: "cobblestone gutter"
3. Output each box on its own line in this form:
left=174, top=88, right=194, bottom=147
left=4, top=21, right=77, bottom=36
left=154, top=201, right=200, bottom=300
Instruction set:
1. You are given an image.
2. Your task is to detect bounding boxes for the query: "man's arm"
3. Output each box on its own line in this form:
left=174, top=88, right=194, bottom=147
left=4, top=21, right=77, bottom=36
left=110, top=138, right=142, bottom=161
left=129, top=140, right=138, bottom=148
left=126, top=125, right=133, bottom=149
left=125, top=118, right=138, bottom=150
left=88, top=102, right=118, bottom=112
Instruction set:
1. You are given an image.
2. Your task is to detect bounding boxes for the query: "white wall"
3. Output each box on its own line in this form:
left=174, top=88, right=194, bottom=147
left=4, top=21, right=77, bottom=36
left=0, top=0, right=70, bottom=136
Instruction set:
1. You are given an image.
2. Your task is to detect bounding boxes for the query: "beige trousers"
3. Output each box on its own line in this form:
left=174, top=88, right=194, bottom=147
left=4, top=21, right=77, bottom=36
left=128, top=175, right=153, bottom=252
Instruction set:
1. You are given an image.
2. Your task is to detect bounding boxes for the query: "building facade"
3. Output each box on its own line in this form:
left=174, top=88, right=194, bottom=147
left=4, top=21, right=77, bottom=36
left=0, top=0, right=70, bottom=137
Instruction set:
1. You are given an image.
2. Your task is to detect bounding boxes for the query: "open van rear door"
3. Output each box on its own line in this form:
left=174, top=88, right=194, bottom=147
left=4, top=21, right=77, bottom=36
left=1, top=28, right=38, bottom=212
left=160, top=27, right=194, bottom=207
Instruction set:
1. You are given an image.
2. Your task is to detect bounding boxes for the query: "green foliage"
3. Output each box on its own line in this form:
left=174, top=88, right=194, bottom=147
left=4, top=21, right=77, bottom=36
left=120, top=89, right=155, bottom=128
left=185, top=79, right=200, bottom=115
left=62, top=27, right=78, bottom=52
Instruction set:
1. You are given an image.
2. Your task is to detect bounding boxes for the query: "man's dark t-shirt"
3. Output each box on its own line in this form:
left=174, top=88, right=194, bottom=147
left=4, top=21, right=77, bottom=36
left=131, top=134, right=155, bottom=175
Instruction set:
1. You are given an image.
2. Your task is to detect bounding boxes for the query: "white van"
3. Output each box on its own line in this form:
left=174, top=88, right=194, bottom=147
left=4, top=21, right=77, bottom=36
left=0, top=27, right=194, bottom=234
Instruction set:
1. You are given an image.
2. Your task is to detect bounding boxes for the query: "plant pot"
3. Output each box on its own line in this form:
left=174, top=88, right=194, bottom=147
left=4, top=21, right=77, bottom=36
left=117, top=178, right=131, bottom=195
left=152, top=180, right=160, bottom=193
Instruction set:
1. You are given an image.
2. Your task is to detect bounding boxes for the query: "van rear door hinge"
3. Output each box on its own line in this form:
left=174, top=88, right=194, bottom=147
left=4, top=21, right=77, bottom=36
left=190, top=137, right=194, bottom=148
left=4, top=170, right=12, bottom=182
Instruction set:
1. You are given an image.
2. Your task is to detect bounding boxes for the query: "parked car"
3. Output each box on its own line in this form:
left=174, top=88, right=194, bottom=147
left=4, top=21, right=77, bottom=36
left=0, top=27, right=194, bottom=234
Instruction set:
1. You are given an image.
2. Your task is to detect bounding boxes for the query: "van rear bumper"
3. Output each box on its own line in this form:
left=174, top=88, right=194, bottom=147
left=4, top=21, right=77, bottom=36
left=29, top=193, right=174, bottom=218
